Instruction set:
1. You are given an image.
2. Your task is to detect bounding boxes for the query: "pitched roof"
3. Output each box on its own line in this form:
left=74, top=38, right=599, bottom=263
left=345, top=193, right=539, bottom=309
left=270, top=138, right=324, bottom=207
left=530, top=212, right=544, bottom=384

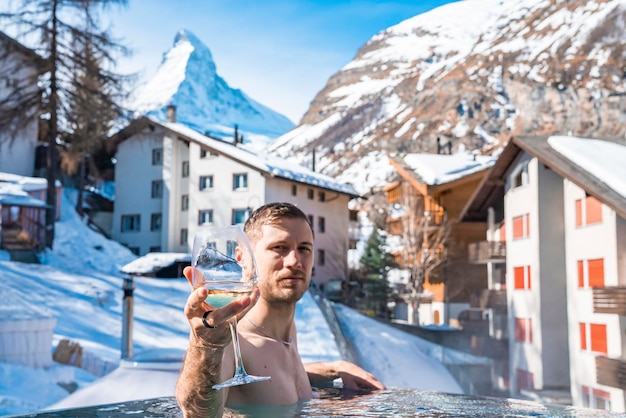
left=461, top=136, right=626, bottom=222
left=0, top=31, right=46, bottom=69
left=111, top=117, right=360, bottom=197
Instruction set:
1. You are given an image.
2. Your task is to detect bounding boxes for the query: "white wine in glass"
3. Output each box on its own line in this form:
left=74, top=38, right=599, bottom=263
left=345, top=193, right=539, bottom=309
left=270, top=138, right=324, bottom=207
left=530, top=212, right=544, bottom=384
left=191, top=225, right=271, bottom=389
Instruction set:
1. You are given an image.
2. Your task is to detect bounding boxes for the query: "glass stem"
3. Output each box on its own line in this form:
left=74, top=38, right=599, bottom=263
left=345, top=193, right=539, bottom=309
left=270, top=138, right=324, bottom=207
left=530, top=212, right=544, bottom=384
left=229, top=317, right=247, bottom=377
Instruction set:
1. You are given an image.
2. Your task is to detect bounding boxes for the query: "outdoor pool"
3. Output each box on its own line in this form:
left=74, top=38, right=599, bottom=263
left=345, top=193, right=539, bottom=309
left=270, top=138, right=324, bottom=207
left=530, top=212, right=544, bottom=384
left=11, top=387, right=626, bottom=417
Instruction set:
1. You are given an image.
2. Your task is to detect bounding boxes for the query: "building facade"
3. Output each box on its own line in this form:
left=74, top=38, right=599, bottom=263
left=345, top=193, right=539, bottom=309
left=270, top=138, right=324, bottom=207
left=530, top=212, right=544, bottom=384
left=111, top=113, right=358, bottom=286
left=461, top=135, right=626, bottom=412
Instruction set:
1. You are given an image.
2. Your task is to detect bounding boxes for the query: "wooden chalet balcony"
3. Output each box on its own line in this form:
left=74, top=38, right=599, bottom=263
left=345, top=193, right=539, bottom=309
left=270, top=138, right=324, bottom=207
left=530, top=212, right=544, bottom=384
left=468, top=240, right=506, bottom=264
left=596, top=356, right=626, bottom=389
left=387, top=217, right=405, bottom=235
left=593, top=287, right=626, bottom=315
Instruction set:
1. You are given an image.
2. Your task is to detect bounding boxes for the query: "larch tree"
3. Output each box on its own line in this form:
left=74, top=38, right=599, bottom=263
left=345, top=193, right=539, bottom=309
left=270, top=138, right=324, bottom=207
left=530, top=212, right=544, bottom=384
left=0, top=0, right=131, bottom=248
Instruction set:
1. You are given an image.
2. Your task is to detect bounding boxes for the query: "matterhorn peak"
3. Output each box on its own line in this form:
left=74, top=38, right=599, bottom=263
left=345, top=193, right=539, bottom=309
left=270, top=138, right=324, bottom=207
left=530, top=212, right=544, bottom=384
left=129, top=29, right=294, bottom=147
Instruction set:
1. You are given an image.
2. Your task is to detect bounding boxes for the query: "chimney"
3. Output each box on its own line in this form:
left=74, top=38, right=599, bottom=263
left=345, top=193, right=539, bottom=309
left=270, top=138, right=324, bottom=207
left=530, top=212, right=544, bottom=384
left=166, top=105, right=176, bottom=123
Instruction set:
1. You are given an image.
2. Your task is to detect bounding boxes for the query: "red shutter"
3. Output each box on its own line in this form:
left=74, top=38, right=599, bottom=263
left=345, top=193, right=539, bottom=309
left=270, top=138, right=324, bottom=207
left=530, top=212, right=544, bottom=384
left=586, top=196, right=603, bottom=225
left=588, top=259, right=605, bottom=288
left=575, top=199, right=583, bottom=227
left=590, top=324, right=607, bottom=354
left=580, top=323, right=587, bottom=350
left=513, top=216, right=524, bottom=239
left=577, top=260, right=585, bottom=288
left=514, top=267, right=525, bottom=289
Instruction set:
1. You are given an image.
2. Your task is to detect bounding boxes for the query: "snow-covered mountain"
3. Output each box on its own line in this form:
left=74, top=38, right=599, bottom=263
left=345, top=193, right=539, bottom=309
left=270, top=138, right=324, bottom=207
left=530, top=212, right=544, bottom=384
left=267, top=0, right=626, bottom=196
left=129, top=29, right=295, bottom=148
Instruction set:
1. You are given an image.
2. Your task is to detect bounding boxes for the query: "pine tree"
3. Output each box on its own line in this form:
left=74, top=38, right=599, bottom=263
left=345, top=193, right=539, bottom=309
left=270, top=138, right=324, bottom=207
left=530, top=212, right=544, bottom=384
left=0, top=0, right=131, bottom=248
left=358, top=228, right=395, bottom=317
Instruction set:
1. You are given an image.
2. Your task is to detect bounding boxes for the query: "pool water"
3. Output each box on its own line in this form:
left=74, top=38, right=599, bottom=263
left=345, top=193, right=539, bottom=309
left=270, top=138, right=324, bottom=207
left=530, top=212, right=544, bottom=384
left=18, top=388, right=626, bottom=417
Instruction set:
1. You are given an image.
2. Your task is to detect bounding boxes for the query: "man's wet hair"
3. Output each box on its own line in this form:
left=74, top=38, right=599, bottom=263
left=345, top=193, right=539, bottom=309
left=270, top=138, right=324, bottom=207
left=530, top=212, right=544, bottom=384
left=244, top=202, right=313, bottom=240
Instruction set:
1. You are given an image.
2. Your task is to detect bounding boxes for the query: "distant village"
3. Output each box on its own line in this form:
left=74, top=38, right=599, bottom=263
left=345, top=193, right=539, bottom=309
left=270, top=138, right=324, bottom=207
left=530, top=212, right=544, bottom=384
left=2, top=28, right=626, bottom=414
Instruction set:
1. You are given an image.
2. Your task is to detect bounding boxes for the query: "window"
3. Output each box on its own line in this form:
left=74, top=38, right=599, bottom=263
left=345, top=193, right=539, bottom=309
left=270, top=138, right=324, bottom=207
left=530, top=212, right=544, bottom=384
left=582, top=386, right=612, bottom=410
left=121, top=214, right=140, bottom=232
left=349, top=238, right=358, bottom=250
left=127, top=246, right=140, bottom=256
left=577, top=258, right=605, bottom=288
left=575, top=195, right=603, bottom=227
left=516, top=369, right=534, bottom=392
left=317, top=249, right=325, bottom=266
left=308, top=215, right=314, bottom=229
left=199, top=209, right=213, bottom=225
left=232, top=209, right=249, bottom=225
left=233, top=173, right=248, bottom=190
left=152, top=148, right=163, bottom=165
left=513, top=265, right=531, bottom=289
left=514, top=318, right=532, bottom=343
left=182, top=161, right=190, bottom=178
left=199, top=175, right=214, bottom=191
left=291, top=185, right=297, bottom=196
left=149, top=246, right=161, bottom=253
left=200, top=148, right=217, bottom=158
left=512, top=214, right=530, bottom=239
left=151, top=180, right=163, bottom=198
left=307, top=189, right=314, bottom=200
left=318, top=191, right=326, bottom=202
left=150, top=213, right=162, bottom=231
left=580, top=322, right=608, bottom=354
left=318, top=216, right=325, bottom=233
left=511, top=162, right=529, bottom=189
left=180, top=228, right=188, bottom=246
left=181, top=194, right=189, bottom=211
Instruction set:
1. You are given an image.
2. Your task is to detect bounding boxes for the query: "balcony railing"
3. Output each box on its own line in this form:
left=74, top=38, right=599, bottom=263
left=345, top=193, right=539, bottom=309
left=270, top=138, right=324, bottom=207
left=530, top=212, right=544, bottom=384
left=596, top=356, right=626, bottom=389
left=468, top=241, right=506, bottom=264
left=593, top=287, right=626, bottom=315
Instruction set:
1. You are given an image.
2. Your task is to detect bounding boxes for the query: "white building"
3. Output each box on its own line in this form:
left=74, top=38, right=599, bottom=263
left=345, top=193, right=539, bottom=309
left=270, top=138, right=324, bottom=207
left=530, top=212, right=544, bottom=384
left=110, top=109, right=359, bottom=286
left=462, top=135, right=626, bottom=412
left=0, top=31, right=42, bottom=177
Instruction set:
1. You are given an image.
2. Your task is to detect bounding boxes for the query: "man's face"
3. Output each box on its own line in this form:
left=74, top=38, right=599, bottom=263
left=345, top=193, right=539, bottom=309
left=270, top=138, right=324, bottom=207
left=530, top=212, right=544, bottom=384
left=251, top=217, right=314, bottom=304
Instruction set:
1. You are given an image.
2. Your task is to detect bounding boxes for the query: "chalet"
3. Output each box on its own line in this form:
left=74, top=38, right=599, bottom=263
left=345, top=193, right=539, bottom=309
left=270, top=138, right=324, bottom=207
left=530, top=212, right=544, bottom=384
left=383, top=151, right=496, bottom=326
left=0, top=31, right=43, bottom=177
left=110, top=108, right=359, bottom=286
left=0, top=172, right=62, bottom=253
left=461, top=135, right=626, bottom=412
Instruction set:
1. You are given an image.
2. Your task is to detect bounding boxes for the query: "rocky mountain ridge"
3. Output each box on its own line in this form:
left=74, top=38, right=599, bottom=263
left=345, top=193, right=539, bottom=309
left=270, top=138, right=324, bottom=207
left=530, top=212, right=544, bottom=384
left=268, top=0, right=626, bottom=196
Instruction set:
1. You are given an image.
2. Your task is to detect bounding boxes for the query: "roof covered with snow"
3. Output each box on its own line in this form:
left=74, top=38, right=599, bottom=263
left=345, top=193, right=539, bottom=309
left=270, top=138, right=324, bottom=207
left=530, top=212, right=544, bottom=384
left=395, top=151, right=497, bottom=186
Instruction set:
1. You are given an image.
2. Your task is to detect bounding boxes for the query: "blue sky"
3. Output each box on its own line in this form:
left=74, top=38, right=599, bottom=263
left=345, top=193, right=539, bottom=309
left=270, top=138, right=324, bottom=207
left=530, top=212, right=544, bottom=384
left=108, top=0, right=458, bottom=123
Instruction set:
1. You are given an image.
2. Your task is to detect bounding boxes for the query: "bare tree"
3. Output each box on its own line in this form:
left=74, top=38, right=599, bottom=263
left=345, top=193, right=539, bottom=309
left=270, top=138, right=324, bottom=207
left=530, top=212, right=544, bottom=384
left=0, top=0, right=130, bottom=248
left=393, top=181, right=450, bottom=320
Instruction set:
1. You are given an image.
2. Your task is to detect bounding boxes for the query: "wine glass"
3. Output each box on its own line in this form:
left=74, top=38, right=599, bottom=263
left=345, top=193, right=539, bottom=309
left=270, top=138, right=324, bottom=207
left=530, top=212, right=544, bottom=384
left=191, top=225, right=271, bottom=389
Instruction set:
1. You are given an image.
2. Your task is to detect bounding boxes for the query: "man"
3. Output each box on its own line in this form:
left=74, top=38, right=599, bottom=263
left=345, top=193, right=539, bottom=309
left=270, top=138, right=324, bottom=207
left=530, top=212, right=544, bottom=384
left=176, top=202, right=385, bottom=417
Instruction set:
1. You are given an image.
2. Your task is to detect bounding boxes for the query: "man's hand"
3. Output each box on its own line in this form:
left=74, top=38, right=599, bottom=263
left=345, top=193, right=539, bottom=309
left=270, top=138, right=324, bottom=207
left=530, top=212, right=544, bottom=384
left=182, top=266, right=259, bottom=347
left=305, top=360, right=386, bottom=390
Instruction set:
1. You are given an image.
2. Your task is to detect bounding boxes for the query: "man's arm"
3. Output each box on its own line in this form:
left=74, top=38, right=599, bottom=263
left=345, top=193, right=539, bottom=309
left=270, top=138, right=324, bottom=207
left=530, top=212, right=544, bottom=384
left=176, top=340, right=227, bottom=418
left=304, top=360, right=386, bottom=390
left=176, top=267, right=257, bottom=417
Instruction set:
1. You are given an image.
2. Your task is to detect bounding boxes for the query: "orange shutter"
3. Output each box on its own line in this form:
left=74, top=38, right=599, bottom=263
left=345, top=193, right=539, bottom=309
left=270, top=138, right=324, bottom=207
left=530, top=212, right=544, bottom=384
left=577, top=260, right=585, bottom=288
left=499, top=223, right=506, bottom=241
left=575, top=199, right=583, bottom=227
left=524, top=214, right=530, bottom=237
left=580, top=323, right=587, bottom=350
left=514, top=267, right=525, bottom=289
left=588, top=259, right=605, bottom=288
left=586, top=196, right=603, bottom=225
left=590, top=324, right=607, bottom=354
left=526, top=266, right=531, bottom=289
left=513, top=216, right=524, bottom=239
